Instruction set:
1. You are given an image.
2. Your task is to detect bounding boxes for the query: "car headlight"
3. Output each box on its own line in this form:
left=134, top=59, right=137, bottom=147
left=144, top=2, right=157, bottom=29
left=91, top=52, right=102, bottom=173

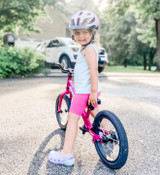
left=72, top=48, right=79, bottom=52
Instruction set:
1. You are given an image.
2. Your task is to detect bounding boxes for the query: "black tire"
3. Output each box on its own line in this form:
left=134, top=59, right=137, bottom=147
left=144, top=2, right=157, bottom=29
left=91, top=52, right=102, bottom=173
left=55, top=94, right=71, bottom=130
left=60, top=56, right=71, bottom=69
left=93, top=110, right=128, bottom=169
left=98, top=67, right=105, bottom=73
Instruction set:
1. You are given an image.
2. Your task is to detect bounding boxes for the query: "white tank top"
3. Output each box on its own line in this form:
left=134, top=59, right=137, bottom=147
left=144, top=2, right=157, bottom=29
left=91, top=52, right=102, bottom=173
left=74, top=43, right=101, bottom=94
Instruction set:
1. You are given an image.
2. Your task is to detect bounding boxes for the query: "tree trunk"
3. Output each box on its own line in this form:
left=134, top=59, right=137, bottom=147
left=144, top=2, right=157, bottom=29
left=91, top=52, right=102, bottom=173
left=143, top=53, right=147, bottom=70
left=124, top=59, right=127, bottom=68
left=155, top=19, right=160, bottom=71
left=148, top=48, right=156, bottom=71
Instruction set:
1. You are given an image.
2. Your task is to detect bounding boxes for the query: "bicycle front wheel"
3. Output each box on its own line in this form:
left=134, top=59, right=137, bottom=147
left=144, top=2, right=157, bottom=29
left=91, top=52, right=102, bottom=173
left=93, top=110, right=128, bottom=169
left=55, top=94, right=71, bottom=130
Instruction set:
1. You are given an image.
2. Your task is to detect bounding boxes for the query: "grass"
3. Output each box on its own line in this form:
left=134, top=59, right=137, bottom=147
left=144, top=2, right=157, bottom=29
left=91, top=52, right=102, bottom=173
left=41, top=66, right=158, bottom=75
left=103, top=66, right=157, bottom=73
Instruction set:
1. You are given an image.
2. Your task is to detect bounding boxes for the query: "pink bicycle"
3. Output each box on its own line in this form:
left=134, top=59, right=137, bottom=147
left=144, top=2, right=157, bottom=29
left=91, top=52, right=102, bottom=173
left=54, top=63, right=128, bottom=169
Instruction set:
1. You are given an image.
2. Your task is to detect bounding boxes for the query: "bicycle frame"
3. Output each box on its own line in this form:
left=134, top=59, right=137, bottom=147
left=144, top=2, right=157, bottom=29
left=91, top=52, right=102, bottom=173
left=58, top=76, right=75, bottom=112
left=54, top=63, right=128, bottom=169
left=58, top=74, right=103, bottom=143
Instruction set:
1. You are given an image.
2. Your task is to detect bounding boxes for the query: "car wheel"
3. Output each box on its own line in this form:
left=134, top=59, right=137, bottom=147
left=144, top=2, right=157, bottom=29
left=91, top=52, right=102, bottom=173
left=98, top=67, right=105, bottom=73
left=60, top=56, right=71, bottom=69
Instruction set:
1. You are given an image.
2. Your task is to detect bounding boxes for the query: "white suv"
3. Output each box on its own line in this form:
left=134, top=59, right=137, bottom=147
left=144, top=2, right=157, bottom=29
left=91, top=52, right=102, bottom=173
left=36, top=37, right=108, bottom=73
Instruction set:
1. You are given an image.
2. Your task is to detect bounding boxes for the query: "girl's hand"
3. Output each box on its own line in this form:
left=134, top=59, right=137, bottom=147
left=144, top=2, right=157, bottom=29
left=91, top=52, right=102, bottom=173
left=88, top=92, right=97, bottom=106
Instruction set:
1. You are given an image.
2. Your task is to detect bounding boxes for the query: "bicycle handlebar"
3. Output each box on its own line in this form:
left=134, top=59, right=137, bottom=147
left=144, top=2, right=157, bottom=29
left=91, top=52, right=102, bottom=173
left=52, top=63, right=73, bottom=74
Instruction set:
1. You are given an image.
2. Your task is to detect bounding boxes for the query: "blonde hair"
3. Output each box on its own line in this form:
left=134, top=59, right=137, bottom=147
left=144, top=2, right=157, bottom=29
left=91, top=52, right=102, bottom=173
left=91, top=30, right=101, bottom=53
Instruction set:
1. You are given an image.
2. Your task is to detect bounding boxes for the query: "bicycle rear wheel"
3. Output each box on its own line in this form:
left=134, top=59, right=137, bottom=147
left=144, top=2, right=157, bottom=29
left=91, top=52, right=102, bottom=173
left=93, top=110, right=128, bottom=169
left=55, top=94, right=71, bottom=130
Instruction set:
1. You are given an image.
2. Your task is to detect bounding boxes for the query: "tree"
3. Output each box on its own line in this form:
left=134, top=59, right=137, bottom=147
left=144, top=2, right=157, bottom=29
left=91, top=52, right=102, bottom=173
left=136, top=17, right=156, bottom=70
left=135, top=0, right=160, bottom=71
left=0, top=0, right=64, bottom=35
left=100, top=12, right=135, bottom=66
left=0, top=0, right=46, bottom=33
left=98, top=0, right=157, bottom=70
left=99, top=1, right=144, bottom=67
left=0, top=0, right=63, bottom=46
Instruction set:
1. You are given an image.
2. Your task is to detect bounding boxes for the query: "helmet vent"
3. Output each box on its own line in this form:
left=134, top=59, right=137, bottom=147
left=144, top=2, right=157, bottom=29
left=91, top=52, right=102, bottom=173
left=79, top=11, right=83, bottom=16
left=77, top=18, right=80, bottom=25
left=82, top=18, right=90, bottom=26
left=71, top=19, right=75, bottom=26
left=89, top=17, right=95, bottom=24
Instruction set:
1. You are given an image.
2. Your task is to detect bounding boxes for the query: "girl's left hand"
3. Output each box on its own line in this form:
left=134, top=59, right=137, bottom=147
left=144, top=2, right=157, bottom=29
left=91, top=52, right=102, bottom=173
left=88, top=92, right=97, bottom=106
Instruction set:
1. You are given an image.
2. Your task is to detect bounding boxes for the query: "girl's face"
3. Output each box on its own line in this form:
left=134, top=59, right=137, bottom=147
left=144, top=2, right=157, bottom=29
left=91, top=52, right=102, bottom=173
left=73, top=29, right=92, bottom=46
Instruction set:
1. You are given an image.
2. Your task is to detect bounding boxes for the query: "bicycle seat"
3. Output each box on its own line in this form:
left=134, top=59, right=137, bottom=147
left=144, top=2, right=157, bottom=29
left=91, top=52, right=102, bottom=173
left=87, top=99, right=101, bottom=110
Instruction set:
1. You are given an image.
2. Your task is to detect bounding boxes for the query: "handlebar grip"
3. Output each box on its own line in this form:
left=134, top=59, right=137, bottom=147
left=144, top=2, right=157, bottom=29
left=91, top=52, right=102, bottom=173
left=87, top=99, right=101, bottom=111
left=97, top=99, right=101, bottom=105
left=50, top=62, right=73, bottom=74
left=51, top=63, right=56, bottom=66
left=51, top=62, right=68, bottom=73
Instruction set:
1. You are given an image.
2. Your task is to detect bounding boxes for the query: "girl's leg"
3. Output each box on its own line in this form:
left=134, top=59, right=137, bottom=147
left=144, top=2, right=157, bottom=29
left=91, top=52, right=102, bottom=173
left=90, top=107, right=107, bottom=129
left=61, top=112, right=80, bottom=156
left=90, top=107, right=99, bottom=118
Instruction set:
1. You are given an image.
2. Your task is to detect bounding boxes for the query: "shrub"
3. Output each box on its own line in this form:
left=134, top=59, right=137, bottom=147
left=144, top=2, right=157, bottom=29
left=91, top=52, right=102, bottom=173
left=0, top=46, right=45, bottom=78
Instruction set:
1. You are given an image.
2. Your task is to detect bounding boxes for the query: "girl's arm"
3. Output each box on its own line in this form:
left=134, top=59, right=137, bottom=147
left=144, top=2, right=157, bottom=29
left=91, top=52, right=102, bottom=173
left=83, top=45, right=98, bottom=106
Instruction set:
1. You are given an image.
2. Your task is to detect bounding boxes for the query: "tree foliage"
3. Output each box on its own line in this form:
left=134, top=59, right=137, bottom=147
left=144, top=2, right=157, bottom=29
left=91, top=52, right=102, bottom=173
left=0, top=0, right=159, bottom=70
left=0, top=0, right=45, bottom=33
left=98, top=0, right=157, bottom=70
left=135, top=0, right=160, bottom=70
left=0, top=0, right=63, bottom=34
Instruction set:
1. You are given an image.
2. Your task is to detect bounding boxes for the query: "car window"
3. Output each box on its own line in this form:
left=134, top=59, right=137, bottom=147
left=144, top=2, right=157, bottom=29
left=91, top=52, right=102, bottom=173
left=36, top=44, right=41, bottom=49
left=41, top=42, right=48, bottom=49
left=59, top=39, right=75, bottom=46
left=47, top=40, right=60, bottom=48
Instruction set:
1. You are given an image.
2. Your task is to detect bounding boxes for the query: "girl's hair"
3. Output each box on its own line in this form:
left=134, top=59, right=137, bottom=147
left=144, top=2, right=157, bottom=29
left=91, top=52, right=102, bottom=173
left=90, top=29, right=101, bottom=53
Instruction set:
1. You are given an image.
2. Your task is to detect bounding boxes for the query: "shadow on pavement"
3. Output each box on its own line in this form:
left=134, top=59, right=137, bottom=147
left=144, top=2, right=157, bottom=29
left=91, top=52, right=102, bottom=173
left=27, top=129, right=74, bottom=175
left=92, top=160, right=116, bottom=175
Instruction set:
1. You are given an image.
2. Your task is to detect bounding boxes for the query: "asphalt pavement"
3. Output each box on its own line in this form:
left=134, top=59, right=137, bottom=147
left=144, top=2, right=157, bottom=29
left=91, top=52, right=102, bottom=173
left=0, top=72, right=160, bottom=175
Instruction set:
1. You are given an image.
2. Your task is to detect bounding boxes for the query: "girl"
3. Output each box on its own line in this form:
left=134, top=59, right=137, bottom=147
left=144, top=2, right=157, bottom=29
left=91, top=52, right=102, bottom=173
left=48, top=10, right=101, bottom=166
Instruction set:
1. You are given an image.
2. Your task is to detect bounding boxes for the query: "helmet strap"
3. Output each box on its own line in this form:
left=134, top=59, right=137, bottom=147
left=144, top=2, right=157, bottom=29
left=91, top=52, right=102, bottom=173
left=72, top=35, right=75, bottom=41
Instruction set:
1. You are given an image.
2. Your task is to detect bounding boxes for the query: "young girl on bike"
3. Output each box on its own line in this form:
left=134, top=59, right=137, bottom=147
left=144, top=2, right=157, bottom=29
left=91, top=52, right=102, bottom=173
left=49, top=10, right=101, bottom=166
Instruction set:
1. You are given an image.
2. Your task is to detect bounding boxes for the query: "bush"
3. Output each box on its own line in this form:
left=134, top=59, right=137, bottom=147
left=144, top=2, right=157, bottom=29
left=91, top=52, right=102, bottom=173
left=0, top=46, right=45, bottom=78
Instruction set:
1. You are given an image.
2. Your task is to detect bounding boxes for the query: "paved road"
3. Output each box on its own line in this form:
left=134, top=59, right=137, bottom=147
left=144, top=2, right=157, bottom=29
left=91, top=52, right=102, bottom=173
left=0, top=73, right=160, bottom=175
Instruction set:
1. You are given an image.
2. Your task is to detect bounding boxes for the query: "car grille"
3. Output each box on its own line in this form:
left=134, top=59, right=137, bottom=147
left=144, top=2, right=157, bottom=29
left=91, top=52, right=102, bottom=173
left=74, top=55, right=78, bottom=60
left=99, top=49, right=105, bottom=55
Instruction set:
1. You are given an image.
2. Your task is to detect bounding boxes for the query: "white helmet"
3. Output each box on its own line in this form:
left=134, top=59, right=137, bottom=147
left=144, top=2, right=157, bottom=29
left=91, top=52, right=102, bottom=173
left=68, top=10, right=99, bottom=30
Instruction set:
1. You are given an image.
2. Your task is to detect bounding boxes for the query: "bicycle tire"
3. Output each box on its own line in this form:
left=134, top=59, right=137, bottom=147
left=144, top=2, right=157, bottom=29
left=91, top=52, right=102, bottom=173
left=93, top=110, right=128, bottom=169
left=55, top=94, right=71, bottom=130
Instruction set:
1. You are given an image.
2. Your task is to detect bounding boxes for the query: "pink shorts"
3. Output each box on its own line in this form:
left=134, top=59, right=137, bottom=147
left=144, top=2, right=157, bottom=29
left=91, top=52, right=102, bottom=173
left=70, top=92, right=101, bottom=116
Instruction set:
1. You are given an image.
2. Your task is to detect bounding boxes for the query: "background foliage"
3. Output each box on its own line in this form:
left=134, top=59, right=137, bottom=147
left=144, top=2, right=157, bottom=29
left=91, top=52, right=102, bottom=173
left=98, top=0, right=158, bottom=70
left=0, top=0, right=160, bottom=75
left=0, top=47, right=44, bottom=78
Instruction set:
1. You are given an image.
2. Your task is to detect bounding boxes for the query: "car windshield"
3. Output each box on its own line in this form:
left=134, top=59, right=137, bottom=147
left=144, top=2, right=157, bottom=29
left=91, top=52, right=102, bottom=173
left=59, top=38, right=75, bottom=46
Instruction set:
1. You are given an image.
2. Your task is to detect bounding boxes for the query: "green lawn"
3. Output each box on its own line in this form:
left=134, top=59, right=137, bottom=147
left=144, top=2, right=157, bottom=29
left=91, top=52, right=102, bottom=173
left=104, top=66, right=157, bottom=73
